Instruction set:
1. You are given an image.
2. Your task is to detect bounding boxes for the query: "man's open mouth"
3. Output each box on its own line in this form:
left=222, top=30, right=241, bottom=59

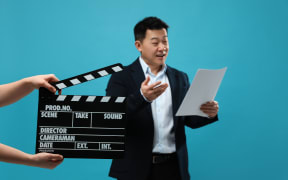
left=156, top=54, right=166, bottom=57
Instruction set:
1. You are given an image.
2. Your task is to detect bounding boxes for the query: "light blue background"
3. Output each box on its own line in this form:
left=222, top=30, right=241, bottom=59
left=1, top=0, right=287, bottom=179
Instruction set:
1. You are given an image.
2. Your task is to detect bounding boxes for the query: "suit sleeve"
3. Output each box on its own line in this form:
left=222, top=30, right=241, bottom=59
left=106, top=72, right=151, bottom=116
left=181, top=73, right=218, bottom=129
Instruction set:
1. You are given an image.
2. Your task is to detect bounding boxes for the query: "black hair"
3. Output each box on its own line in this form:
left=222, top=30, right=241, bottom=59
left=134, top=17, right=169, bottom=41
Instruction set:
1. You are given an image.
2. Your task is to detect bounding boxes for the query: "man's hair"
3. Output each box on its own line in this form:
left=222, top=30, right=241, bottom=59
left=134, top=17, right=169, bottom=41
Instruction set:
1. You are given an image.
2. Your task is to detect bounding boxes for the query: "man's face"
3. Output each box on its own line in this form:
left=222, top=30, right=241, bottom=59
left=135, top=28, right=169, bottom=68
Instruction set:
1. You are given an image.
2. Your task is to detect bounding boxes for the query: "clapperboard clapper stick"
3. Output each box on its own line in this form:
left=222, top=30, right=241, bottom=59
left=36, top=63, right=126, bottom=159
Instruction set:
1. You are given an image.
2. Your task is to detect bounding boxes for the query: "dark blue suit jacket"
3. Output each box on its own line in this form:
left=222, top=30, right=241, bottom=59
left=106, top=59, right=218, bottom=180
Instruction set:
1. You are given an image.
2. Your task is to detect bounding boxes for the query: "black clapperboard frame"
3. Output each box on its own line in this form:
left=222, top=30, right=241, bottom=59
left=35, top=63, right=126, bottom=159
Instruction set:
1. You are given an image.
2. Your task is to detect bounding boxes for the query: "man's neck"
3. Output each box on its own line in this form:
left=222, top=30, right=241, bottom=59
left=141, top=57, right=163, bottom=76
left=150, top=65, right=163, bottom=76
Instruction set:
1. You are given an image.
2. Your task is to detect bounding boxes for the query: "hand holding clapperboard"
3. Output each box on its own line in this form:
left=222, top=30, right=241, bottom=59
left=36, top=63, right=126, bottom=159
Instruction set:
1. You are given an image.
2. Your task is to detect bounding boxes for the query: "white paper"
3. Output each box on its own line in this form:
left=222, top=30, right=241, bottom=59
left=176, top=67, right=227, bottom=117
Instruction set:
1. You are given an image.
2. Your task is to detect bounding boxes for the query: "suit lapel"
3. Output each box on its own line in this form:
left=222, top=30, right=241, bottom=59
left=166, top=66, right=178, bottom=115
left=130, top=59, right=146, bottom=89
left=129, top=58, right=155, bottom=134
left=166, top=66, right=180, bottom=128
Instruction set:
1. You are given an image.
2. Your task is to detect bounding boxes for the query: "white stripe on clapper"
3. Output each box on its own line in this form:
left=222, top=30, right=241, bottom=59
left=56, top=95, right=67, bottom=101
left=56, top=83, right=67, bottom=89
left=86, top=96, right=96, bottom=102
left=84, top=74, right=95, bottom=81
left=70, top=78, right=81, bottom=85
left=112, top=66, right=122, bottom=72
left=101, top=96, right=111, bottom=102
left=115, top=97, right=125, bottom=103
left=98, top=70, right=108, bottom=76
left=71, top=96, right=81, bottom=101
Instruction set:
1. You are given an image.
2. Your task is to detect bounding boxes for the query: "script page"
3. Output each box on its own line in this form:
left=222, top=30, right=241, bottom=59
left=176, top=67, right=227, bottom=117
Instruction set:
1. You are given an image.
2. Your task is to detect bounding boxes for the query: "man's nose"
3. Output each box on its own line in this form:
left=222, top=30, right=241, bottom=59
left=158, top=44, right=167, bottom=51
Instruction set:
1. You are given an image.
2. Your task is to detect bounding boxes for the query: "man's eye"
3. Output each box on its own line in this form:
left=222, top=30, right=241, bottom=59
left=152, top=42, right=158, bottom=45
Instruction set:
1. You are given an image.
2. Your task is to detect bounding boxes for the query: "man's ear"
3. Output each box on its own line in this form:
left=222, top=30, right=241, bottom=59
left=135, top=40, right=142, bottom=52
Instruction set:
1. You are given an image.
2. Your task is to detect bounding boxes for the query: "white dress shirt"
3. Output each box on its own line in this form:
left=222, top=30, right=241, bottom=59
left=139, top=57, right=176, bottom=153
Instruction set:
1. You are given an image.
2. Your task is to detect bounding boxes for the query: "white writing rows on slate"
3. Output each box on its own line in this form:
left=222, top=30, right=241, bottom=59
left=39, top=104, right=124, bottom=152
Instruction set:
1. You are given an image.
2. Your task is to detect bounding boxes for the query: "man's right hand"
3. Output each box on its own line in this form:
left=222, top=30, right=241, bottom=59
left=141, top=76, right=168, bottom=102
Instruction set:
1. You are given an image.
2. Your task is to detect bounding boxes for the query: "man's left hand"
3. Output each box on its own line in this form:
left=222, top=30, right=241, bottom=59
left=200, top=101, right=219, bottom=118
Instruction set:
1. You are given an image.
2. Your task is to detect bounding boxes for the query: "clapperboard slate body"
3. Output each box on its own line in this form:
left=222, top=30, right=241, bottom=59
left=36, top=63, right=126, bottom=159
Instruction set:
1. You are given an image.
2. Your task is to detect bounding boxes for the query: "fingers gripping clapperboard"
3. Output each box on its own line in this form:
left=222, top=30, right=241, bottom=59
left=36, top=63, right=126, bottom=159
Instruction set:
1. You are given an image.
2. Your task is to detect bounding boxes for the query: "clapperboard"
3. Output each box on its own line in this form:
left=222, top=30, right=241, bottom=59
left=35, top=63, right=126, bottom=159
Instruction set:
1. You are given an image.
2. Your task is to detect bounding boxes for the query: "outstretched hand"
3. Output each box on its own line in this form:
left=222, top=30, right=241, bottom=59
left=26, top=74, right=60, bottom=93
left=0, top=74, right=61, bottom=107
left=141, top=76, right=168, bottom=102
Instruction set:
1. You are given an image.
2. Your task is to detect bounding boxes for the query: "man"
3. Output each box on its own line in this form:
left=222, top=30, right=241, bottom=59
left=0, top=74, right=63, bottom=169
left=106, top=17, right=219, bottom=180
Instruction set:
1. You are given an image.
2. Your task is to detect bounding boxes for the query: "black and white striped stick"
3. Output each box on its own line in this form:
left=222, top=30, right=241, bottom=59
left=52, top=63, right=123, bottom=90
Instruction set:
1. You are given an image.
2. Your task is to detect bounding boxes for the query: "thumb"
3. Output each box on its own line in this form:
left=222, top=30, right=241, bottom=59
left=143, top=76, right=150, bottom=86
left=49, top=154, right=63, bottom=162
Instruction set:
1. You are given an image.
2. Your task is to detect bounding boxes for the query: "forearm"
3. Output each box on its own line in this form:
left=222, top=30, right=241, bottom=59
left=0, top=143, right=34, bottom=166
left=0, top=78, right=35, bottom=107
left=0, top=143, right=63, bottom=169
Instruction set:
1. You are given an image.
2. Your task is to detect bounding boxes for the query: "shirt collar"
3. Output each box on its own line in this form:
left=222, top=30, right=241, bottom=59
left=139, top=56, right=167, bottom=77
